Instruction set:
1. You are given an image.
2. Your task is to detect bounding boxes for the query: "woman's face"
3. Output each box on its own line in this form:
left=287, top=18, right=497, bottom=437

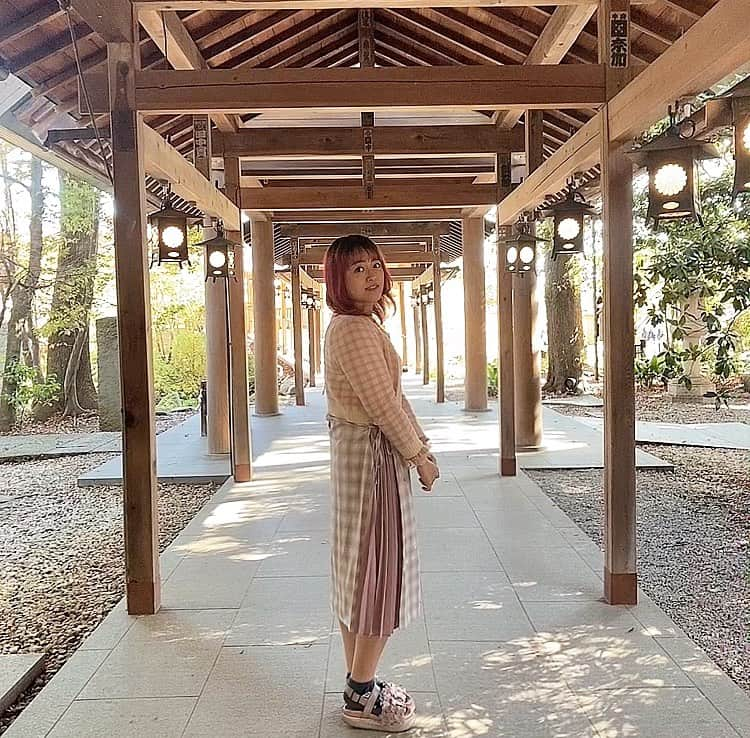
left=344, top=249, right=385, bottom=310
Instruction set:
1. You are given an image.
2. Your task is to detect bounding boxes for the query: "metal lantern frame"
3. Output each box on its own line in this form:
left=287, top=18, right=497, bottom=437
left=628, top=105, right=720, bottom=225
left=148, top=184, right=201, bottom=268
left=198, top=221, right=237, bottom=281
left=499, top=214, right=548, bottom=273
left=731, top=95, right=750, bottom=202
left=541, top=182, right=595, bottom=258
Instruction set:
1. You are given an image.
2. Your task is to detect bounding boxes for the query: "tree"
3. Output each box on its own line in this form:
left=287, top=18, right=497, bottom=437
left=0, top=156, right=45, bottom=429
left=542, top=224, right=585, bottom=394
left=40, top=171, right=101, bottom=418
left=634, top=153, right=750, bottom=384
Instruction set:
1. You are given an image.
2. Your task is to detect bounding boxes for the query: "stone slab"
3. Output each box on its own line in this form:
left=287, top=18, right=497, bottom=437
left=542, top=393, right=603, bottom=407
left=77, top=414, right=230, bottom=487
left=0, top=653, right=45, bottom=714
left=0, top=432, right=120, bottom=461
left=575, top=416, right=750, bottom=450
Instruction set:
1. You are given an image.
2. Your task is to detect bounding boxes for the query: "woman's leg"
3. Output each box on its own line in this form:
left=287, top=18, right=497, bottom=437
left=351, top=633, right=389, bottom=682
left=338, top=620, right=356, bottom=674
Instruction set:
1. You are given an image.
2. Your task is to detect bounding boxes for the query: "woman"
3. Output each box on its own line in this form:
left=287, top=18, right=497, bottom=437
left=323, top=234, right=439, bottom=732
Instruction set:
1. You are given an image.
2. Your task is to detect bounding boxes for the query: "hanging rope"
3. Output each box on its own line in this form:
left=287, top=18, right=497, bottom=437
left=57, top=0, right=114, bottom=184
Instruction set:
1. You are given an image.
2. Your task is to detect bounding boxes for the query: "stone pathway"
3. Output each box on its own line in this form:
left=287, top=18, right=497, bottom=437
left=574, top=417, right=750, bottom=450
left=5, top=378, right=748, bottom=737
left=0, top=433, right=119, bottom=461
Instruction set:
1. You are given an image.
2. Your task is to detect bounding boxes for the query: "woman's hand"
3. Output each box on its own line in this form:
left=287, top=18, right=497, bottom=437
left=416, top=457, right=439, bottom=493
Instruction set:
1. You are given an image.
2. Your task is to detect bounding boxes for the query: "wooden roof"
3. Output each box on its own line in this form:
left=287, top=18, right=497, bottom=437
left=0, top=0, right=722, bottom=268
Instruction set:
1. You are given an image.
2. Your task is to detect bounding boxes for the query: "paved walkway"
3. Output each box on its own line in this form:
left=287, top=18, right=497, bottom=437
left=0, top=432, right=119, bottom=461
left=6, top=378, right=748, bottom=737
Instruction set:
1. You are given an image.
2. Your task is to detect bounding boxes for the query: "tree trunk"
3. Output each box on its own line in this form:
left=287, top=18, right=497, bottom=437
left=0, top=157, right=44, bottom=430
left=41, top=171, right=100, bottom=418
left=543, top=248, right=585, bottom=394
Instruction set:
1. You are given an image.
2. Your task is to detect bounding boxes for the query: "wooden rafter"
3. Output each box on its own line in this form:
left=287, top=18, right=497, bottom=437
left=496, top=0, right=750, bottom=224
left=132, top=1, right=605, bottom=9
left=0, top=3, right=65, bottom=47
left=138, top=10, right=239, bottom=132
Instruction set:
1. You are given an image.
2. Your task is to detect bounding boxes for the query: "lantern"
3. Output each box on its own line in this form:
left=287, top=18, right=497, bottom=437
left=198, top=222, right=236, bottom=281
left=628, top=106, right=720, bottom=224
left=499, top=215, right=548, bottom=273
left=731, top=95, right=750, bottom=201
left=541, top=181, right=595, bottom=257
left=148, top=184, right=200, bottom=267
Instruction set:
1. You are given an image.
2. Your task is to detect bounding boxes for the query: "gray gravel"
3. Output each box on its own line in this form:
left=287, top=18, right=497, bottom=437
left=0, top=436, right=218, bottom=734
left=528, top=442, right=749, bottom=694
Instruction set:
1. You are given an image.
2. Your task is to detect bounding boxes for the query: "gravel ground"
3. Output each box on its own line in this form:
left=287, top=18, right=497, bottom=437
left=0, top=418, right=219, bottom=735
left=527, top=443, right=749, bottom=694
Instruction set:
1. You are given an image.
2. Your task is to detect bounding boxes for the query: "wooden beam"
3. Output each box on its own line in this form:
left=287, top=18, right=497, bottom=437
left=0, top=3, right=64, bottom=46
left=84, top=65, right=607, bottom=113
left=279, top=222, right=452, bottom=238
left=73, top=0, right=134, bottom=41
left=270, top=208, right=464, bottom=222
left=497, top=5, right=596, bottom=129
left=107, top=41, right=159, bottom=614
left=142, top=125, right=242, bottom=228
left=497, top=0, right=750, bottom=223
left=213, top=125, right=524, bottom=158
left=294, top=247, right=434, bottom=266
left=242, top=183, right=503, bottom=210
left=138, top=9, right=239, bottom=132
left=134, top=0, right=603, bottom=8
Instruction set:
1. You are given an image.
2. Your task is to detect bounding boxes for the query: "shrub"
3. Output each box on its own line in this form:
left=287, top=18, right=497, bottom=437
left=2, top=362, right=61, bottom=427
left=487, top=359, right=498, bottom=398
left=634, top=353, right=679, bottom=389
left=153, top=330, right=206, bottom=406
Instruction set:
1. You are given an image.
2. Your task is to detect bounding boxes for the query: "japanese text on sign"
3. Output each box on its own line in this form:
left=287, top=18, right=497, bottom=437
left=610, top=12, right=629, bottom=68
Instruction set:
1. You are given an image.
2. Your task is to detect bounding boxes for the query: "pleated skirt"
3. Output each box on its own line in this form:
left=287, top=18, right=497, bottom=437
left=327, top=415, right=421, bottom=637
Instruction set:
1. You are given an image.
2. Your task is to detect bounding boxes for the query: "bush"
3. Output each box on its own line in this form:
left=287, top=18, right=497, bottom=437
left=487, top=359, right=498, bottom=398
left=2, top=362, right=61, bottom=427
left=634, top=353, right=679, bottom=389
left=153, top=330, right=206, bottom=406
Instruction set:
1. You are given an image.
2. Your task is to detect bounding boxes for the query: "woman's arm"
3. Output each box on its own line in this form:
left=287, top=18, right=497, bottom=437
left=330, top=317, right=427, bottom=462
left=401, top=395, right=429, bottom=444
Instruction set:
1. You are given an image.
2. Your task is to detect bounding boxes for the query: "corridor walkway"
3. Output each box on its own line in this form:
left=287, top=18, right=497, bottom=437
left=6, top=378, right=749, bottom=737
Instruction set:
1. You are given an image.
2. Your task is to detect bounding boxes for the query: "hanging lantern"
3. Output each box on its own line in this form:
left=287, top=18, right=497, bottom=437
left=148, top=184, right=200, bottom=267
left=499, top=214, right=548, bottom=273
left=628, top=105, right=720, bottom=224
left=541, top=181, right=595, bottom=257
left=198, top=221, right=236, bottom=281
left=731, top=95, right=750, bottom=201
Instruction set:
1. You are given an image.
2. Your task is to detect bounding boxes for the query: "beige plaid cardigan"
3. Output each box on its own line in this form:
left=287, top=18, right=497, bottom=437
left=324, top=314, right=428, bottom=461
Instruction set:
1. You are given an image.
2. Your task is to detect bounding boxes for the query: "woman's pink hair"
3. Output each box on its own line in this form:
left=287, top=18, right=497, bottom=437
left=323, top=235, right=396, bottom=323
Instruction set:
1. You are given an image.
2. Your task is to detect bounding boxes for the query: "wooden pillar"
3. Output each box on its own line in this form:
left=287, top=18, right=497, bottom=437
left=413, top=295, right=423, bottom=375
left=314, top=307, right=322, bottom=374
left=497, top=223, right=517, bottom=476
left=251, top=218, right=280, bottom=416
left=290, top=238, right=305, bottom=405
left=398, top=282, right=408, bottom=369
left=433, top=241, right=445, bottom=403
left=420, top=287, right=429, bottom=385
left=307, top=306, right=316, bottom=388
left=280, top=285, right=288, bottom=355
left=107, top=41, right=160, bottom=615
left=224, top=156, right=252, bottom=482
left=462, top=216, right=488, bottom=411
left=600, top=0, right=637, bottom=605
left=196, top=115, right=230, bottom=454
left=513, top=110, right=544, bottom=449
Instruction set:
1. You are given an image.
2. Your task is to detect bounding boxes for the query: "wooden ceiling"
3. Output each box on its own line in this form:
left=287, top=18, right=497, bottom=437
left=0, top=0, right=721, bottom=266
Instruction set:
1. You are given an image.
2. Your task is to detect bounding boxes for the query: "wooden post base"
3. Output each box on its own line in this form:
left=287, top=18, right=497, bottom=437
left=233, top=463, right=251, bottom=483
left=253, top=410, right=282, bottom=418
left=500, top=457, right=517, bottom=476
left=126, top=580, right=160, bottom=615
left=604, top=569, right=637, bottom=605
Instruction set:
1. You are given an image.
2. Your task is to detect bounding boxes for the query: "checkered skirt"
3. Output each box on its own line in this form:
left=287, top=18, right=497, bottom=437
left=328, top=415, right=421, bottom=637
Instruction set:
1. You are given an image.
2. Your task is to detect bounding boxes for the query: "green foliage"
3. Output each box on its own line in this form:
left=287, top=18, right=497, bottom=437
left=2, top=361, right=60, bottom=427
left=487, top=359, right=498, bottom=398
left=634, top=353, right=680, bottom=389
left=633, top=153, right=750, bottom=382
left=153, top=330, right=206, bottom=407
